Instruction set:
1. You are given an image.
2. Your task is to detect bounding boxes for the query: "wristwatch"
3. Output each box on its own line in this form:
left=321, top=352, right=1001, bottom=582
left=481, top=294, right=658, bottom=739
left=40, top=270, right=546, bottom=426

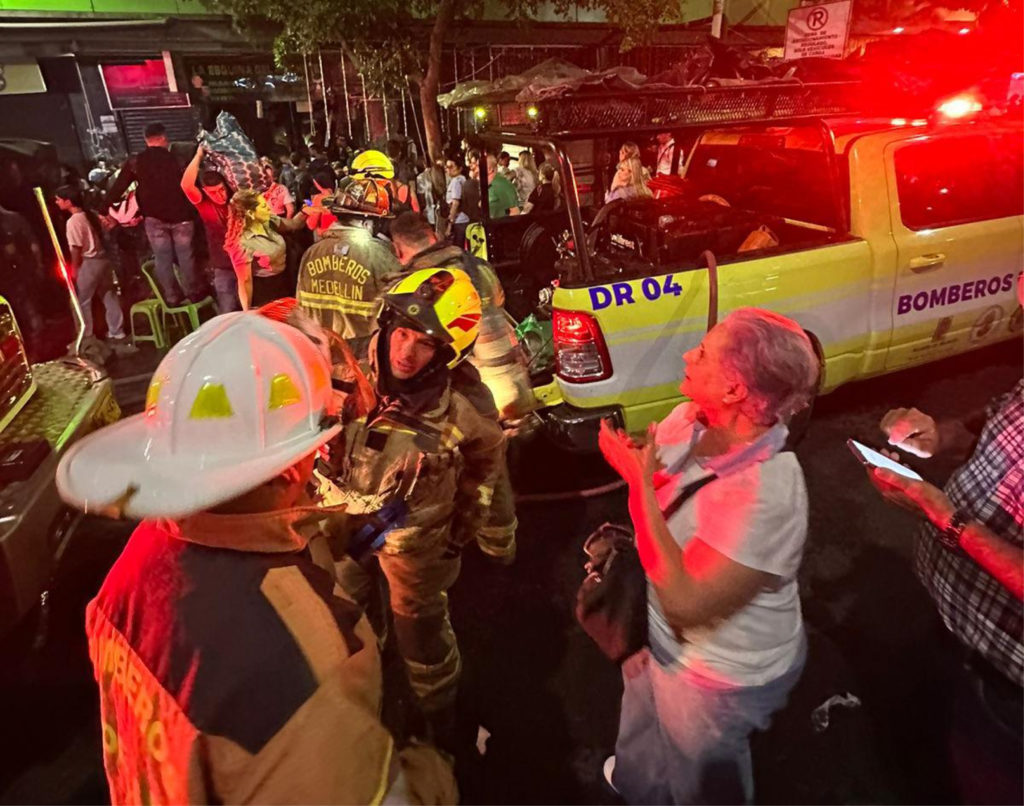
left=938, top=508, right=970, bottom=551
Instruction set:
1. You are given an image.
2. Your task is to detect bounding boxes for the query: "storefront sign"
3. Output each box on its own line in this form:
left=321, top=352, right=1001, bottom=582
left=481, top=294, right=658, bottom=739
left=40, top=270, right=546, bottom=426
left=100, top=59, right=190, bottom=110
left=0, top=62, right=47, bottom=95
left=184, top=59, right=305, bottom=102
left=784, top=0, right=853, bottom=61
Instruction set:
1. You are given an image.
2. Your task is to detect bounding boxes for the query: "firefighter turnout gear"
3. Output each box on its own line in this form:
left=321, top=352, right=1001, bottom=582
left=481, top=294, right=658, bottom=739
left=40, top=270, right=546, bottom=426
left=86, top=511, right=457, bottom=805
left=403, top=243, right=525, bottom=562
left=320, top=327, right=505, bottom=711
left=66, top=309, right=455, bottom=804
left=381, top=267, right=482, bottom=369
left=403, top=241, right=536, bottom=420
left=55, top=312, right=341, bottom=520
left=296, top=226, right=404, bottom=358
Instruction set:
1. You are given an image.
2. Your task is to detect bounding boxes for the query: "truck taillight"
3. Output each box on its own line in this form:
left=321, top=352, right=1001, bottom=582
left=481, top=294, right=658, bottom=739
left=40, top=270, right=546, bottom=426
left=937, top=94, right=982, bottom=120
left=552, top=309, right=612, bottom=382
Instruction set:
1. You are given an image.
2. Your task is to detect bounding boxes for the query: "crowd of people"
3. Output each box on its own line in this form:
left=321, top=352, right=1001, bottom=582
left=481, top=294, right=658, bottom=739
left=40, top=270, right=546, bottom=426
left=32, top=114, right=1023, bottom=806
left=0, top=125, right=689, bottom=362
left=19, top=124, right=576, bottom=347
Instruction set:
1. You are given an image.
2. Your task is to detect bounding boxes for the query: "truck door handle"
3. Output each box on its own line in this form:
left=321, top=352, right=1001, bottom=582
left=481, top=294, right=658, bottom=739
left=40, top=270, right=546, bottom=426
left=909, top=253, right=945, bottom=272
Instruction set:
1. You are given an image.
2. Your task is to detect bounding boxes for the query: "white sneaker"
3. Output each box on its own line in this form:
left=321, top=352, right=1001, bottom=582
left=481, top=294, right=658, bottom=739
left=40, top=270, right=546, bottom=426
left=603, top=755, right=618, bottom=793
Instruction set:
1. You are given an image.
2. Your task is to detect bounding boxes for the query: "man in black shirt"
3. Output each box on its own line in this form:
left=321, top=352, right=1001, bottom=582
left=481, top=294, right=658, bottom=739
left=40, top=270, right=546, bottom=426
left=105, top=122, right=206, bottom=306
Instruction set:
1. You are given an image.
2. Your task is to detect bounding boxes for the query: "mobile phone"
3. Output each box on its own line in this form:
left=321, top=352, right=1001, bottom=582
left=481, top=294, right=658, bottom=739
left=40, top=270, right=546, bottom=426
left=847, top=439, right=923, bottom=481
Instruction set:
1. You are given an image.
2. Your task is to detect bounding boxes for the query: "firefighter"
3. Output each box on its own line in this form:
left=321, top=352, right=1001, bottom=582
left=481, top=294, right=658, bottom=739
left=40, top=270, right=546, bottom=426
left=295, top=179, right=403, bottom=359
left=55, top=312, right=456, bottom=805
left=320, top=267, right=505, bottom=727
left=351, top=148, right=419, bottom=217
left=390, top=211, right=526, bottom=563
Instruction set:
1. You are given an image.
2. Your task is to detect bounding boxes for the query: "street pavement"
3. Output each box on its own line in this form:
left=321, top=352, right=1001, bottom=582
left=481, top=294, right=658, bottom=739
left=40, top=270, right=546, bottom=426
left=0, top=338, right=1020, bottom=805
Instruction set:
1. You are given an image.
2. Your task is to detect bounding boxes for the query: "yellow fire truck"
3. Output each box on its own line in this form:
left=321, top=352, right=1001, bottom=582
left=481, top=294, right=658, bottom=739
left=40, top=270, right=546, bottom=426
left=458, top=82, right=1023, bottom=449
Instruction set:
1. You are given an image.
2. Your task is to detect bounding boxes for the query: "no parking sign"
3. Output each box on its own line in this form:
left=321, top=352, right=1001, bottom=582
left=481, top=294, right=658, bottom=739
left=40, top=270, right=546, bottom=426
left=784, top=0, right=853, bottom=61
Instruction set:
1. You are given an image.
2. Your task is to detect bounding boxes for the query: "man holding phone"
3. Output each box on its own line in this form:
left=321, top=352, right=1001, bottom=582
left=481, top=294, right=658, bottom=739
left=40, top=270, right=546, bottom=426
left=864, top=272, right=1023, bottom=804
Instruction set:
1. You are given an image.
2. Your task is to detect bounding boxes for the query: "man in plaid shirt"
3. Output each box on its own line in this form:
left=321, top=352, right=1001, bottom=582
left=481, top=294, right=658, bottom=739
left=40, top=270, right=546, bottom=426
left=867, top=276, right=1022, bottom=803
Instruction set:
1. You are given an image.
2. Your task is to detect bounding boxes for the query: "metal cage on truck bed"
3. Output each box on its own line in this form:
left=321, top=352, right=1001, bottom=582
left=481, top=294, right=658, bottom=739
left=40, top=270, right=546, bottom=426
left=458, top=81, right=865, bottom=137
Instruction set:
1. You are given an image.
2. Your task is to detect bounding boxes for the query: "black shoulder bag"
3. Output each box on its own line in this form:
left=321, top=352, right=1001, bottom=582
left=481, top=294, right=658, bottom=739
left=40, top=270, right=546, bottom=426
left=574, top=474, right=717, bottom=665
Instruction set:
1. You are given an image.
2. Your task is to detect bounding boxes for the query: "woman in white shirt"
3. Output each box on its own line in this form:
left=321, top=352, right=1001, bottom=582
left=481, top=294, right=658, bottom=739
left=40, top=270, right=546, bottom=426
left=599, top=308, right=821, bottom=805
left=54, top=185, right=127, bottom=344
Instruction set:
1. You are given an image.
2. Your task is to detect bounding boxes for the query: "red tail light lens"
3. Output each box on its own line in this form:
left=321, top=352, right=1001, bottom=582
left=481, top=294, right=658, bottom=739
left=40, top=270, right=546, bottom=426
left=552, top=308, right=612, bottom=382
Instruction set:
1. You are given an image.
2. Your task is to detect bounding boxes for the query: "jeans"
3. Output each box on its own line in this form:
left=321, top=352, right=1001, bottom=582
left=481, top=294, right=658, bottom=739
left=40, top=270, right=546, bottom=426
left=211, top=267, right=240, bottom=313
left=613, top=641, right=806, bottom=805
left=76, top=257, right=124, bottom=339
left=143, top=217, right=202, bottom=303
left=335, top=543, right=462, bottom=712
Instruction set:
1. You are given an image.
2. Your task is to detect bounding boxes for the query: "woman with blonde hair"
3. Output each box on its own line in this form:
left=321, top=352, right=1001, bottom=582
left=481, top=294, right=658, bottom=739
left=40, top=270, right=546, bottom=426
left=514, top=149, right=539, bottom=207
left=619, top=141, right=652, bottom=183
left=605, top=156, right=653, bottom=203
left=225, top=189, right=306, bottom=309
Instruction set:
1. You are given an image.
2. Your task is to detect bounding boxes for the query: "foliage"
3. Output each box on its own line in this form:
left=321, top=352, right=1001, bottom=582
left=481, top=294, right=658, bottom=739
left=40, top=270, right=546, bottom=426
left=204, top=0, right=690, bottom=160
left=521, top=0, right=691, bottom=51
left=208, top=0, right=469, bottom=88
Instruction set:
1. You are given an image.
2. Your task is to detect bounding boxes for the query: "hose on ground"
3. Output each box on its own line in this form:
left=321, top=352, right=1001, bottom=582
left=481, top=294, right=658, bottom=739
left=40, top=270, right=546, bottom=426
left=514, top=478, right=626, bottom=504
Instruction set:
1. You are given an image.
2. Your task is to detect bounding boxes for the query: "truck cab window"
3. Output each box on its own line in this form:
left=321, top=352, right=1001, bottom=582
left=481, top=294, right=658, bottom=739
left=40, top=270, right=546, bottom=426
left=684, top=127, right=838, bottom=230
left=894, top=133, right=1023, bottom=230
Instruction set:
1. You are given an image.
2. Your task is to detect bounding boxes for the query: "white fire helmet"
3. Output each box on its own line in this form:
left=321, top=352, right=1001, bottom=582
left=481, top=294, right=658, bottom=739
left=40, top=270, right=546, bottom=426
left=56, top=312, right=341, bottom=519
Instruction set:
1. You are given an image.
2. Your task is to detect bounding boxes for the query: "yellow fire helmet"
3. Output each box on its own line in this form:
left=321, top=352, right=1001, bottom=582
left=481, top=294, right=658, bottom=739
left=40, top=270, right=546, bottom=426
left=382, top=268, right=482, bottom=367
left=350, top=149, right=395, bottom=180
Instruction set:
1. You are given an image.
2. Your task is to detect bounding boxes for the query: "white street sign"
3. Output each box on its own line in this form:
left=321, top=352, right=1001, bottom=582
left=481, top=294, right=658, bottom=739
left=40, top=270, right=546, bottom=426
left=785, top=0, right=853, bottom=61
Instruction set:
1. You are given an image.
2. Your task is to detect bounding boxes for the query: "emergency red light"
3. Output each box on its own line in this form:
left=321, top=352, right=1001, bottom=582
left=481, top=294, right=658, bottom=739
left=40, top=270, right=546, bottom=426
left=892, top=26, right=905, bottom=34
left=937, top=95, right=983, bottom=119
left=552, top=309, right=612, bottom=382
left=958, top=27, right=970, bottom=34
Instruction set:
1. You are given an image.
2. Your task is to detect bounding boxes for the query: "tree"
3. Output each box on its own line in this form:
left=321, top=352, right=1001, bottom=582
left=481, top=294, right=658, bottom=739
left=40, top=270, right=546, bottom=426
left=204, top=0, right=691, bottom=165
left=206, top=0, right=481, bottom=166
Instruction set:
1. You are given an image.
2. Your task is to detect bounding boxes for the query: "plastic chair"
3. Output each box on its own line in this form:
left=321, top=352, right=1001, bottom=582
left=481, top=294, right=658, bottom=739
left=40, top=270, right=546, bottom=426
left=130, top=297, right=166, bottom=349
left=139, top=261, right=216, bottom=342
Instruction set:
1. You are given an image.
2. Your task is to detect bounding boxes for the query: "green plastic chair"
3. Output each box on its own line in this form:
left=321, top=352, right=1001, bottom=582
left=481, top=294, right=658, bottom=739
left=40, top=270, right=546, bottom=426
left=130, top=297, right=166, bottom=349
left=139, top=261, right=216, bottom=343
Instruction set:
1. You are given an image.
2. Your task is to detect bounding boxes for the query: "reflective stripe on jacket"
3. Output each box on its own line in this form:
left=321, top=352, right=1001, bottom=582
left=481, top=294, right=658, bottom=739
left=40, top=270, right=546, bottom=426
left=297, top=226, right=403, bottom=354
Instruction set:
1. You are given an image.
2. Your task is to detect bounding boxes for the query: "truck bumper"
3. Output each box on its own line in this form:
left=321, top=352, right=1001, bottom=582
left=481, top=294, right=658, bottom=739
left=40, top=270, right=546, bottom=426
left=537, top=402, right=623, bottom=452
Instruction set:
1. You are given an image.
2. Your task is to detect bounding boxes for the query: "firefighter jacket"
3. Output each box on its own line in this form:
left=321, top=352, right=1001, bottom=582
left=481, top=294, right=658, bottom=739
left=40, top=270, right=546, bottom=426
left=322, top=335, right=505, bottom=556
left=296, top=225, right=404, bottom=356
left=403, top=241, right=504, bottom=312
left=85, top=508, right=457, bottom=805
